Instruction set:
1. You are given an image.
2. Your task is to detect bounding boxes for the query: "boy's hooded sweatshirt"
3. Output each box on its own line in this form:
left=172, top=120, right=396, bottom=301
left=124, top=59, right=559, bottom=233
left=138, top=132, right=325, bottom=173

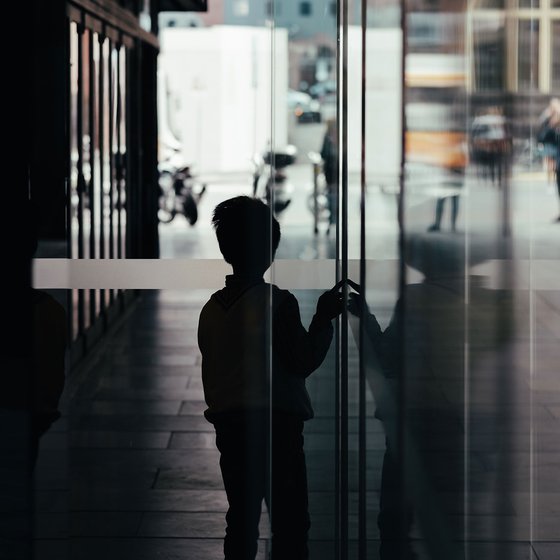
left=198, top=275, right=333, bottom=421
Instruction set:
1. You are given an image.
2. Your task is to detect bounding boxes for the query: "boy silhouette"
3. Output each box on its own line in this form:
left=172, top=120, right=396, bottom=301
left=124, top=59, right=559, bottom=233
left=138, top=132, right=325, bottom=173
left=198, top=196, right=343, bottom=560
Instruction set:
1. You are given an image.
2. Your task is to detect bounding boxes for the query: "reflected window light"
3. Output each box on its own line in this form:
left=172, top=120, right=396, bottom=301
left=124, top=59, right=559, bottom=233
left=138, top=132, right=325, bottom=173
left=473, top=17, right=505, bottom=91
left=518, top=19, right=539, bottom=91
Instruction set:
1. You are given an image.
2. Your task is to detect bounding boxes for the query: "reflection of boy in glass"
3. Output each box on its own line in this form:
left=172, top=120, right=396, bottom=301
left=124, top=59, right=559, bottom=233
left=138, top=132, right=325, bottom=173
left=349, top=235, right=512, bottom=560
left=197, top=196, right=344, bottom=560
left=320, top=119, right=338, bottom=235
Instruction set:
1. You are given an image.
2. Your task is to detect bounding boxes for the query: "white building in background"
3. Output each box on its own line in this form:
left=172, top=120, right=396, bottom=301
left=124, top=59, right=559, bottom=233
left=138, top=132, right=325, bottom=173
left=347, top=26, right=403, bottom=180
left=159, top=25, right=288, bottom=174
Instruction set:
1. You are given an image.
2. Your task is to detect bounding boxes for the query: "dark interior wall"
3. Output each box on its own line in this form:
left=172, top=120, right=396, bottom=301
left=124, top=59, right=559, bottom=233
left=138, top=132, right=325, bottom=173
left=30, top=0, right=68, bottom=243
left=1, top=3, right=38, bottom=556
left=128, top=40, right=160, bottom=259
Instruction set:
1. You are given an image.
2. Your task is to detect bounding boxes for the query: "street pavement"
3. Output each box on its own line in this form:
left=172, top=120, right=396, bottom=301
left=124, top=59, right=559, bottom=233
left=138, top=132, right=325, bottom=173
left=160, top=162, right=560, bottom=264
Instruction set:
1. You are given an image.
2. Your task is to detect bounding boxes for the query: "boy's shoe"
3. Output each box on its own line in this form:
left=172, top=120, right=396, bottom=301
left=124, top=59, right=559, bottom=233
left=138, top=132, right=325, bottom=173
left=427, top=224, right=440, bottom=232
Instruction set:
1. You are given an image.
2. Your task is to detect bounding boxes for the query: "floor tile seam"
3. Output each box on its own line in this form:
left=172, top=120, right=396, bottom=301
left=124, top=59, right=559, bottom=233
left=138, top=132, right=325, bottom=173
left=150, top=468, right=161, bottom=490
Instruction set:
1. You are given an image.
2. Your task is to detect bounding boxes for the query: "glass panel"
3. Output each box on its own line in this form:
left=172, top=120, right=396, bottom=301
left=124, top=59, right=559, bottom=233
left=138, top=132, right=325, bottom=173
left=270, top=2, right=340, bottom=557
left=519, top=0, right=540, bottom=7
left=31, top=3, right=560, bottom=560
left=159, top=0, right=339, bottom=556
left=360, top=0, right=404, bottom=556
left=518, top=19, right=539, bottom=91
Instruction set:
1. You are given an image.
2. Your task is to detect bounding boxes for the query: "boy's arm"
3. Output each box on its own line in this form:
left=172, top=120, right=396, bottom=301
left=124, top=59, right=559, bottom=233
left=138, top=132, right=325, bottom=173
left=348, top=291, right=399, bottom=377
left=273, top=293, right=334, bottom=378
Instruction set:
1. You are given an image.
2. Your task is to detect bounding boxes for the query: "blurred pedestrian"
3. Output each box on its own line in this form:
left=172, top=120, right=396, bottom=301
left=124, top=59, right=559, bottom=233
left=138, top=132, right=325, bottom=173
left=320, top=119, right=338, bottom=235
left=539, top=109, right=560, bottom=221
left=537, top=98, right=560, bottom=185
left=470, top=106, right=511, bottom=187
left=427, top=168, right=464, bottom=232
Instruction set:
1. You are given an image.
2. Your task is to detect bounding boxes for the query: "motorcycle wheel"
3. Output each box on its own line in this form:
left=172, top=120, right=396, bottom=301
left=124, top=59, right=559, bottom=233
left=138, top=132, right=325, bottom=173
left=158, top=190, right=176, bottom=223
left=158, top=206, right=176, bottom=223
left=158, top=173, right=177, bottom=223
left=183, top=193, right=198, bottom=226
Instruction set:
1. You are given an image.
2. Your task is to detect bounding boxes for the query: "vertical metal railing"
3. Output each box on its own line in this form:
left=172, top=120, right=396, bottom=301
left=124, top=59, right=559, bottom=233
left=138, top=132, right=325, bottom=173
left=98, top=31, right=107, bottom=318
left=63, top=2, right=156, bottom=363
left=108, top=37, right=115, bottom=307
left=88, top=29, right=97, bottom=324
left=76, top=21, right=85, bottom=338
left=116, top=44, right=123, bottom=262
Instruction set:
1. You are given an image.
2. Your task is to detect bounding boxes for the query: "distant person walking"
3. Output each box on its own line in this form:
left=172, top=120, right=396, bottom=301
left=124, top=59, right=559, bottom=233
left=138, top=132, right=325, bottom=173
left=470, top=106, right=511, bottom=187
left=320, top=119, right=338, bottom=235
left=427, top=168, right=464, bottom=233
left=198, top=196, right=344, bottom=560
left=539, top=108, right=560, bottom=221
left=537, top=98, right=560, bottom=185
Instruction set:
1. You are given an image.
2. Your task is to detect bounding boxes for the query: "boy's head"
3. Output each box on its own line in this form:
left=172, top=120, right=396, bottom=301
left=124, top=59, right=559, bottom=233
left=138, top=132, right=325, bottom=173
left=212, top=196, right=281, bottom=276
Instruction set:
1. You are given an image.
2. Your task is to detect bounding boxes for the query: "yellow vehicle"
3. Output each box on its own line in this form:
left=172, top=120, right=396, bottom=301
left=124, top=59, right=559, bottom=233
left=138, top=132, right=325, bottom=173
left=405, top=53, right=468, bottom=171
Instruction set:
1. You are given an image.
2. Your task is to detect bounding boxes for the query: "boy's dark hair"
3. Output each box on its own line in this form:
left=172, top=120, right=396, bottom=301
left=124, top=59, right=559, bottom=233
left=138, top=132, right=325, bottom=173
left=212, top=196, right=281, bottom=271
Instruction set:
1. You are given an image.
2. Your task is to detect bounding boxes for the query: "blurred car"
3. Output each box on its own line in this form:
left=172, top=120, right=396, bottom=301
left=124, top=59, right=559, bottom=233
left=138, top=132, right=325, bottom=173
left=308, top=80, right=336, bottom=101
left=287, top=89, right=321, bottom=123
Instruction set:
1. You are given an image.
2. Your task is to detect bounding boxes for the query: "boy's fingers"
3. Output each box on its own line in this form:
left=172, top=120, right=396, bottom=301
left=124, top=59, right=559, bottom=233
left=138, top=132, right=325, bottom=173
left=329, top=279, right=360, bottom=293
left=347, top=279, right=361, bottom=293
left=329, top=279, right=345, bottom=293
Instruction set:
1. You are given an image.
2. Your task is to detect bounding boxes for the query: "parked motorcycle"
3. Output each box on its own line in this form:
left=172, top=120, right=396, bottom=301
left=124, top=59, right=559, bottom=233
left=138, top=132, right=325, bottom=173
left=251, top=144, right=297, bottom=215
left=158, top=159, right=206, bottom=225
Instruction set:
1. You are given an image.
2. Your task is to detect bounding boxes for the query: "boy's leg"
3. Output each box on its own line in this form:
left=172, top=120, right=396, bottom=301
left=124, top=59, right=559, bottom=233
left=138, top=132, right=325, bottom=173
left=378, top=441, right=416, bottom=560
left=267, top=415, right=310, bottom=560
left=215, top=416, right=267, bottom=560
left=556, top=167, right=560, bottom=220
left=428, top=198, right=444, bottom=231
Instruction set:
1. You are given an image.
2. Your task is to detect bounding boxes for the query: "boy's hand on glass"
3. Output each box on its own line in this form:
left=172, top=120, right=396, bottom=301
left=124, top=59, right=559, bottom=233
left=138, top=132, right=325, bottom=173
left=316, top=281, right=345, bottom=322
left=347, top=292, right=363, bottom=317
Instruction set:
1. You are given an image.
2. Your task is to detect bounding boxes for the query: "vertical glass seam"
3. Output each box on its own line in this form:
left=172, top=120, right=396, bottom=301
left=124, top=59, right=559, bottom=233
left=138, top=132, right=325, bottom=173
left=358, top=0, right=367, bottom=557
left=339, top=0, right=349, bottom=555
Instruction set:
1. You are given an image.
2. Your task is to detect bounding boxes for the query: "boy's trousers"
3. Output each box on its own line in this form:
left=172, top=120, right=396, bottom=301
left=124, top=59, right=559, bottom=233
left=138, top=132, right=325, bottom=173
left=213, top=410, right=310, bottom=560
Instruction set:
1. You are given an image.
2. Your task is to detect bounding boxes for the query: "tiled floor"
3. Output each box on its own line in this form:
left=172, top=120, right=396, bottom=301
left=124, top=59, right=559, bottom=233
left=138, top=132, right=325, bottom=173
left=33, top=283, right=560, bottom=559
left=34, top=289, right=348, bottom=559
